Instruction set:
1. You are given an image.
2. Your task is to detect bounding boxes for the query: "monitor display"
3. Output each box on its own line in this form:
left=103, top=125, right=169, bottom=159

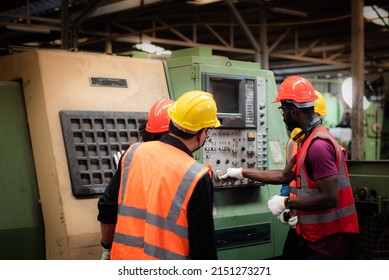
left=207, top=77, right=240, bottom=114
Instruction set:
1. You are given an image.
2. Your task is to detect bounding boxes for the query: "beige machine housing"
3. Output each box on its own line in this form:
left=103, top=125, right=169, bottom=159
left=0, top=50, right=169, bottom=259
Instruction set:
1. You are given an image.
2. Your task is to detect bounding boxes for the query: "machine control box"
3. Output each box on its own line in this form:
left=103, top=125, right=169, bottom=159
left=201, top=76, right=268, bottom=188
left=202, top=129, right=267, bottom=187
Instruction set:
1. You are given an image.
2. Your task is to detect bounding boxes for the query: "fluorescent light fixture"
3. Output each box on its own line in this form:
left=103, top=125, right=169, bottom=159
left=6, top=24, right=52, bottom=34
left=51, top=37, right=89, bottom=46
left=134, top=43, right=171, bottom=55
left=92, top=0, right=165, bottom=18
left=270, top=7, right=308, bottom=18
left=363, top=5, right=388, bottom=26
left=341, top=77, right=371, bottom=110
left=23, top=42, right=41, bottom=47
left=187, top=0, right=223, bottom=5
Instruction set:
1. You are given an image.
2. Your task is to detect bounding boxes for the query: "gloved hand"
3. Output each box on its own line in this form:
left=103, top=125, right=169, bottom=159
left=113, top=150, right=125, bottom=169
left=220, top=168, right=244, bottom=180
left=267, top=195, right=287, bottom=216
left=288, top=215, right=298, bottom=229
left=277, top=209, right=291, bottom=224
left=101, top=247, right=111, bottom=260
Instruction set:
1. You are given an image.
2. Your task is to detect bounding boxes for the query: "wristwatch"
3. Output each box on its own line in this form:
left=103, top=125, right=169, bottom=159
left=284, top=197, right=293, bottom=209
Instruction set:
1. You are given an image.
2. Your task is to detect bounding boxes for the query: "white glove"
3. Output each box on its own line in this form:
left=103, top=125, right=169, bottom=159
left=277, top=209, right=291, bottom=224
left=220, top=168, right=244, bottom=180
left=113, top=150, right=125, bottom=169
left=101, top=247, right=111, bottom=260
left=288, top=215, right=298, bottom=229
left=267, top=195, right=287, bottom=216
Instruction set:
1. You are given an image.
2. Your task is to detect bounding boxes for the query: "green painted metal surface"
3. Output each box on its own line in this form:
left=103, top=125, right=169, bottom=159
left=0, top=81, right=45, bottom=259
left=165, top=48, right=289, bottom=259
left=346, top=160, right=389, bottom=259
left=364, top=102, right=384, bottom=160
left=347, top=160, right=389, bottom=214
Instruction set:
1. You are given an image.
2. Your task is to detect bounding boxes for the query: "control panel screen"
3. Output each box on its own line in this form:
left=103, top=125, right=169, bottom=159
left=208, top=77, right=240, bottom=114
left=202, top=73, right=256, bottom=128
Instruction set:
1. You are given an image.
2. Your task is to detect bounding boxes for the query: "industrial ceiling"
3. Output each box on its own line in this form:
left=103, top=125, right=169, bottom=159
left=0, top=0, right=389, bottom=81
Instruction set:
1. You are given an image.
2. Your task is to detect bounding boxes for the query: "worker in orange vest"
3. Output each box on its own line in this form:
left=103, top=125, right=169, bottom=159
left=221, top=76, right=359, bottom=259
left=105, top=91, right=220, bottom=260
left=98, top=98, right=174, bottom=260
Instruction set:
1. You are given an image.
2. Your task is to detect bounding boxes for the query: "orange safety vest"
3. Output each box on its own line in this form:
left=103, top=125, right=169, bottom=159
left=294, top=126, right=359, bottom=242
left=110, top=141, right=209, bottom=260
left=286, top=139, right=298, bottom=198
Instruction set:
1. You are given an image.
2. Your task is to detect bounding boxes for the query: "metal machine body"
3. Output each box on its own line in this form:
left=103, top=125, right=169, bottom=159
left=0, top=81, right=45, bottom=260
left=347, top=160, right=389, bottom=259
left=364, top=100, right=384, bottom=160
left=165, top=48, right=289, bottom=259
left=201, top=74, right=268, bottom=188
left=0, top=49, right=169, bottom=259
left=0, top=47, right=288, bottom=260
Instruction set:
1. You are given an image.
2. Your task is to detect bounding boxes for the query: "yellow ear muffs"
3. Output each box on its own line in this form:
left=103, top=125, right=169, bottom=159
left=290, top=118, right=322, bottom=143
left=291, top=127, right=305, bottom=143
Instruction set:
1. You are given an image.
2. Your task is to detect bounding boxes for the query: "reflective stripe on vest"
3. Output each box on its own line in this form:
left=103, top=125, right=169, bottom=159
left=120, top=142, right=141, bottom=204
left=295, top=126, right=359, bottom=242
left=114, top=232, right=189, bottom=259
left=111, top=141, right=208, bottom=259
left=286, top=139, right=298, bottom=194
left=298, top=204, right=356, bottom=224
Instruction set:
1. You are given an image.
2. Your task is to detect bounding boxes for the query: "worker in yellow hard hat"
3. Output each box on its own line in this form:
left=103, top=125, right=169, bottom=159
left=107, top=90, right=219, bottom=260
left=313, top=90, right=327, bottom=116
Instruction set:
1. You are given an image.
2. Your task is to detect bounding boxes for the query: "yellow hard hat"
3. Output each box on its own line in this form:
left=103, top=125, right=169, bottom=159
left=168, top=90, right=221, bottom=132
left=314, top=90, right=327, bottom=116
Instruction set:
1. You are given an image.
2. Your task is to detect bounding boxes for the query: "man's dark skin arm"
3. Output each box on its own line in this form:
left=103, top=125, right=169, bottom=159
left=291, top=175, right=338, bottom=211
left=101, top=223, right=116, bottom=247
left=242, top=159, right=295, bottom=185
left=242, top=159, right=338, bottom=211
left=98, top=158, right=121, bottom=247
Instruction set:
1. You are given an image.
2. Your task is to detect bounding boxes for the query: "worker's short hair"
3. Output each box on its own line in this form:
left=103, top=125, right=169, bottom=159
left=169, top=121, right=202, bottom=139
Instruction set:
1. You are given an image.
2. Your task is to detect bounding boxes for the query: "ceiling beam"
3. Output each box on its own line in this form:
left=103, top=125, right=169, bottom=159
left=0, top=12, right=61, bottom=24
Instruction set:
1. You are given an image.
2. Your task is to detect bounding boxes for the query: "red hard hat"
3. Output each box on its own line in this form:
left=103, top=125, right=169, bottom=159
left=273, top=76, right=317, bottom=106
left=146, top=99, right=174, bottom=133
